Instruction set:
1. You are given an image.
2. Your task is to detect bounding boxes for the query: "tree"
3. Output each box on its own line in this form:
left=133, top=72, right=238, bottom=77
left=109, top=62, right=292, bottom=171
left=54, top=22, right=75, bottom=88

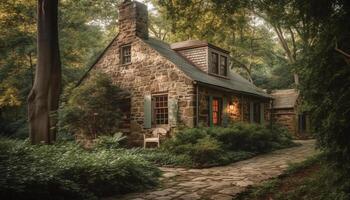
left=151, top=0, right=283, bottom=84
left=27, top=0, right=61, bottom=144
left=0, top=0, right=120, bottom=138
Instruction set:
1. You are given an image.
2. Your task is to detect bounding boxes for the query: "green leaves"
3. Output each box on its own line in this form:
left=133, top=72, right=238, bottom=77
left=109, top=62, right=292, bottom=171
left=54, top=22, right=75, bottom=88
left=59, top=73, right=121, bottom=138
left=0, top=138, right=161, bottom=199
left=161, top=123, right=294, bottom=167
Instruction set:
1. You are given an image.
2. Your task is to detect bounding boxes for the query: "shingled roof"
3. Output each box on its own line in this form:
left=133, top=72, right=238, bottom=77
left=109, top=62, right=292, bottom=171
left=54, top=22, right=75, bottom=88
left=271, top=89, right=299, bottom=109
left=142, top=37, right=270, bottom=98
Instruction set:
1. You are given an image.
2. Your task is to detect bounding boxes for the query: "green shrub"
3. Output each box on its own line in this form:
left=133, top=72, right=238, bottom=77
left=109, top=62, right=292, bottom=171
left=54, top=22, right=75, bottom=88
left=190, top=136, right=227, bottom=166
left=96, top=132, right=126, bottom=149
left=0, top=138, right=161, bottom=199
left=59, top=73, right=121, bottom=138
left=210, top=123, right=294, bottom=153
left=161, top=122, right=294, bottom=167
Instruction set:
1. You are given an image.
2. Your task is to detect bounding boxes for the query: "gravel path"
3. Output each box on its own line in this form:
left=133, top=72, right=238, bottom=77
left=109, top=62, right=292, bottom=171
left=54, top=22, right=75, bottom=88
left=112, top=140, right=317, bottom=200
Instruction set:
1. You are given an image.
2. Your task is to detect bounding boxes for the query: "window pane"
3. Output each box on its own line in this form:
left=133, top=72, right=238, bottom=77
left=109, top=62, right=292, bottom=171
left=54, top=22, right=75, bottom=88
left=121, top=45, right=131, bottom=64
left=152, top=94, right=168, bottom=125
left=212, top=98, right=221, bottom=125
left=220, top=56, right=227, bottom=76
left=211, top=53, right=219, bottom=74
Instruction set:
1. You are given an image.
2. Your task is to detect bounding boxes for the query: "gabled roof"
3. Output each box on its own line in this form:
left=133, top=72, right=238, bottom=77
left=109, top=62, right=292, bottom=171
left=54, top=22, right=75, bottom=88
left=271, top=89, right=299, bottom=109
left=170, top=40, right=230, bottom=54
left=142, top=37, right=270, bottom=98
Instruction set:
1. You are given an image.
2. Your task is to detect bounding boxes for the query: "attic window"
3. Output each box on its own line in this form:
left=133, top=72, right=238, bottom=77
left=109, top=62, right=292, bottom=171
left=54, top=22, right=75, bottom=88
left=211, top=52, right=219, bottom=74
left=121, top=45, right=131, bottom=64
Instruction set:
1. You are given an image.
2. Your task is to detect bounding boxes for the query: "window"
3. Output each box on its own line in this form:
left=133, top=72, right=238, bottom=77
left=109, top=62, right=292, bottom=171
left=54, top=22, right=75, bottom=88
left=253, top=103, right=261, bottom=123
left=121, top=45, right=131, bottom=64
left=298, top=113, right=307, bottom=133
left=212, top=98, right=221, bottom=125
left=211, top=52, right=219, bottom=74
left=220, top=55, right=227, bottom=76
left=152, top=94, right=168, bottom=125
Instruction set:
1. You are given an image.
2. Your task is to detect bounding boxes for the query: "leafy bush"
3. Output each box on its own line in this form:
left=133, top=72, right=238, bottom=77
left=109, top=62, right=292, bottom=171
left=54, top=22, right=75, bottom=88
left=96, top=132, right=126, bottom=149
left=0, top=138, right=161, bottom=200
left=162, top=122, right=294, bottom=167
left=59, top=73, right=121, bottom=138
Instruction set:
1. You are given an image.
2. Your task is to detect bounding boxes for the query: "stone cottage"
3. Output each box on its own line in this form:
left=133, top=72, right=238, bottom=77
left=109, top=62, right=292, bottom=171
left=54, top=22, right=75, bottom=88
left=80, top=0, right=271, bottom=144
left=271, top=89, right=310, bottom=138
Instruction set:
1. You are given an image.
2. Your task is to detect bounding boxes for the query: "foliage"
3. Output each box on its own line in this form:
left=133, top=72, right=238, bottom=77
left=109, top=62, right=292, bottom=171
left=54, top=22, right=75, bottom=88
left=151, top=0, right=291, bottom=85
left=161, top=123, right=294, bottom=167
left=96, top=132, right=126, bottom=149
left=0, top=0, right=121, bottom=137
left=295, top=0, right=350, bottom=172
left=59, top=73, right=121, bottom=138
left=236, top=155, right=350, bottom=200
left=0, top=138, right=161, bottom=199
left=125, top=148, right=194, bottom=167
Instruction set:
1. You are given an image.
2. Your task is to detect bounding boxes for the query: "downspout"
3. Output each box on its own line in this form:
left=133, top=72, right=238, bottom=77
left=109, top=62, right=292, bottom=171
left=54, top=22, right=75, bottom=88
left=270, top=98, right=273, bottom=130
left=195, top=82, right=199, bottom=127
left=240, top=95, right=244, bottom=121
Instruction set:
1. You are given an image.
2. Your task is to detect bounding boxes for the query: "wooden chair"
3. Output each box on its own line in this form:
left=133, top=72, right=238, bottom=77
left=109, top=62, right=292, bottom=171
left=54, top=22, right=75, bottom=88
left=143, top=127, right=167, bottom=148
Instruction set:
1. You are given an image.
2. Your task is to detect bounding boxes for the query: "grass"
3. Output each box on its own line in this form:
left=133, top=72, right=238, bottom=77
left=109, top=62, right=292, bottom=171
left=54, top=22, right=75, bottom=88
left=235, top=154, right=350, bottom=200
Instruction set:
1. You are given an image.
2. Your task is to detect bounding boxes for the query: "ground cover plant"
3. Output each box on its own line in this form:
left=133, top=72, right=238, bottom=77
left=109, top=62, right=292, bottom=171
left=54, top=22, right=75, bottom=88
left=235, top=155, right=350, bottom=200
left=0, top=138, right=161, bottom=200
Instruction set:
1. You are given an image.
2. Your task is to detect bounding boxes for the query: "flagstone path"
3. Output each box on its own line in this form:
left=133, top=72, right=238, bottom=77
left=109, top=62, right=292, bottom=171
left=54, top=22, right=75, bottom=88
left=113, top=140, right=317, bottom=200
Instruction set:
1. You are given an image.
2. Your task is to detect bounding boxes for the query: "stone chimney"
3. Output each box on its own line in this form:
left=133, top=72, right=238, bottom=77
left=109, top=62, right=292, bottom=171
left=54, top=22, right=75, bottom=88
left=118, top=0, right=149, bottom=40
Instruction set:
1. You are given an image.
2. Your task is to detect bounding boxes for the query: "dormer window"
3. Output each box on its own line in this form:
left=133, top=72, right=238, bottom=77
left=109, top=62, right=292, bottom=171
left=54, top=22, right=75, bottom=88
left=220, top=55, right=227, bottom=76
left=211, top=52, right=219, bottom=74
left=211, top=52, right=228, bottom=77
left=121, top=45, right=131, bottom=64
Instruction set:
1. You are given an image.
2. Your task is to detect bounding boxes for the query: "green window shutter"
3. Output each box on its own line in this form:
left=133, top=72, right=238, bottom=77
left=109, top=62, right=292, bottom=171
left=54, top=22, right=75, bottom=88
left=144, top=95, right=152, bottom=129
left=209, top=96, right=213, bottom=127
left=168, top=98, right=178, bottom=126
left=260, top=103, right=265, bottom=124
left=249, top=102, right=254, bottom=123
left=222, top=97, right=228, bottom=126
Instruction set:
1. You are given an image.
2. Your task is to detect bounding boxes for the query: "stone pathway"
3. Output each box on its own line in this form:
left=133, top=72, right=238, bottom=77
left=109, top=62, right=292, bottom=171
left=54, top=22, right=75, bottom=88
left=114, top=140, right=317, bottom=200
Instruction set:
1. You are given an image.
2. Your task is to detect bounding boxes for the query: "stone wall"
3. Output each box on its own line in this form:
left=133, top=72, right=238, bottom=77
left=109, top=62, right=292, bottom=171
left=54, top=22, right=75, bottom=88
left=92, top=37, right=196, bottom=145
left=272, top=108, right=296, bottom=137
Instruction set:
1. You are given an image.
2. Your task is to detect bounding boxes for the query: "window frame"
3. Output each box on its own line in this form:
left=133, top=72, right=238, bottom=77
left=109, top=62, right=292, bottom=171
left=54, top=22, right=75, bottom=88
left=210, top=51, right=228, bottom=77
left=120, top=44, right=131, bottom=64
left=152, top=93, right=169, bottom=125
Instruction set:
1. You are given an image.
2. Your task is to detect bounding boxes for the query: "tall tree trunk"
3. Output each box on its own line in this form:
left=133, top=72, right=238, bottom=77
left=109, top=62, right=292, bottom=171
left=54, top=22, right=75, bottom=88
left=28, top=0, right=61, bottom=144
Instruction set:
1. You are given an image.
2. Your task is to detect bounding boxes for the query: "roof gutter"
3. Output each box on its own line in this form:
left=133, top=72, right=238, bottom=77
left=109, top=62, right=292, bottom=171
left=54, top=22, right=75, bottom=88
left=194, top=80, right=272, bottom=100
